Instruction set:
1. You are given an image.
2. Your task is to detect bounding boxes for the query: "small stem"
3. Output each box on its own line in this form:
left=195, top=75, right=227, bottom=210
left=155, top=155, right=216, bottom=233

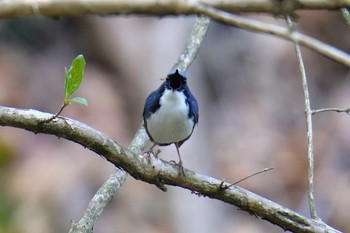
left=41, top=102, right=67, bottom=123
left=286, top=16, right=319, bottom=220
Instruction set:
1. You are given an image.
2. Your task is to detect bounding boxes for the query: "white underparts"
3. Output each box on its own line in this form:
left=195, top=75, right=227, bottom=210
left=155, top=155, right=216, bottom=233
left=146, top=89, right=194, bottom=144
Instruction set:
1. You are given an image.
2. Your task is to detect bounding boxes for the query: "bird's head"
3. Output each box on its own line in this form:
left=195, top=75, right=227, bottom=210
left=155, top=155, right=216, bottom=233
left=166, top=69, right=187, bottom=91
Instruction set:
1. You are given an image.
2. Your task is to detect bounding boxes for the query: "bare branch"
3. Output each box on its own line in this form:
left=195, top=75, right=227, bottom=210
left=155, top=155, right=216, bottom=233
left=0, top=106, right=341, bottom=233
left=219, top=167, right=274, bottom=190
left=286, top=16, right=318, bottom=220
left=312, top=107, right=350, bottom=115
left=68, top=124, right=150, bottom=233
left=0, top=0, right=348, bottom=19
left=172, top=15, right=211, bottom=71
left=196, top=5, right=350, bottom=67
left=68, top=168, right=127, bottom=233
left=232, top=167, right=274, bottom=186
left=0, top=1, right=349, bottom=67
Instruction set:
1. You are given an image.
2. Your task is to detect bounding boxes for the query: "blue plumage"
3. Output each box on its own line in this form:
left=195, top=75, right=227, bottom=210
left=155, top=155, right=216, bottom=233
left=143, top=69, right=198, bottom=174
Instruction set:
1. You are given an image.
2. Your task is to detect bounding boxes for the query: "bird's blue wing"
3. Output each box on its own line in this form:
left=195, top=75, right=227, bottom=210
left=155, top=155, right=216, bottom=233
left=177, top=85, right=198, bottom=148
left=184, top=85, right=199, bottom=124
left=143, top=83, right=165, bottom=119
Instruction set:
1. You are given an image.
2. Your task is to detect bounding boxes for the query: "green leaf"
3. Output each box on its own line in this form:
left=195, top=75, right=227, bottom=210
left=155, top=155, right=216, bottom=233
left=71, top=97, right=88, bottom=106
left=64, top=54, right=86, bottom=101
left=64, top=68, right=70, bottom=103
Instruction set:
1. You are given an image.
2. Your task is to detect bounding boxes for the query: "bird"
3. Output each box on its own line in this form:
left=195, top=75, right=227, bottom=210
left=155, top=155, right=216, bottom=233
left=143, top=69, right=199, bottom=175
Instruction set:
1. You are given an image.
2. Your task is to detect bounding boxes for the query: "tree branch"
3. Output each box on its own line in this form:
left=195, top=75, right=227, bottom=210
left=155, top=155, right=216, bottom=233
left=1, top=1, right=349, bottom=68
left=0, top=0, right=348, bottom=19
left=171, top=15, right=211, bottom=71
left=0, top=106, right=341, bottom=233
left=67, top=123, right=149, bottom=233
left=286, top=16, right=318, bottom=220
left=68, top=168, right=127, bottom=233
left=196, top=5, right=350, bottom=67
left=312, top=108, right=350, bottom=115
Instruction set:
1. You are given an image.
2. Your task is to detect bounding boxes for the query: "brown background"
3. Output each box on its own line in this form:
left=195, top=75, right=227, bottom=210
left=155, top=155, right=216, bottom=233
left=0, top=11, right=349, bottom=233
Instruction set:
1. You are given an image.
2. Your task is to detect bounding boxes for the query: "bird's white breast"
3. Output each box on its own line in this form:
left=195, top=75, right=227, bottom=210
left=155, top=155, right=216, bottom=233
left=146, top=89, right=194, bottom=144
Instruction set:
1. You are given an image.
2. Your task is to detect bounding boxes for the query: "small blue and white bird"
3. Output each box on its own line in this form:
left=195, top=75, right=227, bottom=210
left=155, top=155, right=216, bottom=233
left=143, top=69, right=198, bottom=174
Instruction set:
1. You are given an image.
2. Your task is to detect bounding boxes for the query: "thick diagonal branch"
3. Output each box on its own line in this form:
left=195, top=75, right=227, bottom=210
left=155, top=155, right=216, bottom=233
left=0, top=106, right=341, bottom=233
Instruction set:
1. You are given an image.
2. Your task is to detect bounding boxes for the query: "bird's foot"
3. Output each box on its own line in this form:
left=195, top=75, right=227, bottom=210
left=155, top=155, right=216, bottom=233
left=142, top=150, right=153, bottom=163
left=143, top=148, right=161, bottom=163
left=170, top=160, right=185, bottom=176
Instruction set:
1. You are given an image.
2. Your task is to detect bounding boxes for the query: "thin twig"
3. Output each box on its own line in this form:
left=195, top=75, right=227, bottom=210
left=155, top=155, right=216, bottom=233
left=286, top=16, right=319, bottom=220
left=312, top=108, right=350, bottom=115
left=232, top=167, right=274, bottom=186
left=218, top=167, right=274, bottom=190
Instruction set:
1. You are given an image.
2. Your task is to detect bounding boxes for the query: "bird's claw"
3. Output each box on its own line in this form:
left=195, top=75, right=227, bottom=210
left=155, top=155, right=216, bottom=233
left=143, top=150, right=154, bottom=163
left=143, top=148, right=162, bottom=163
left=170, top=160, right=185, bottom=176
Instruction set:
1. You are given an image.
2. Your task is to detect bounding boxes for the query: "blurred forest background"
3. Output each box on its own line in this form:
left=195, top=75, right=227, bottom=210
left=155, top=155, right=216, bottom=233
left=0, top=11, right=349, bottom=233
